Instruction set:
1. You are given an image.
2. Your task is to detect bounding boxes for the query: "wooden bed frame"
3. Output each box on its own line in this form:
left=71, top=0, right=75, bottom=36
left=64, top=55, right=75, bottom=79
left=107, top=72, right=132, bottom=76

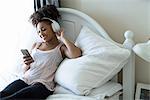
left=58, top=8, right=135, bottom=100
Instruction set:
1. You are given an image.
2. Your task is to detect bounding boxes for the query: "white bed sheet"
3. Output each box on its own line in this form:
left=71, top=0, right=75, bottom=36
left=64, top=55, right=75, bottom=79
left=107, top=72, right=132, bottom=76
left=47, top=94, right=96, bottom=100
left=54, top=81, right=122, bottom=100
left=0, top=72, right=122, bottom=100
left=0, top=71, right=19, bottom=91
left=46, top=93, right=121, bottom=100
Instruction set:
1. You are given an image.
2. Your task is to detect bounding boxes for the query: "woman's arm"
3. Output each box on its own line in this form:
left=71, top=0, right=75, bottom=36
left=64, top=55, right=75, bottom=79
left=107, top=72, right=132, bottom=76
left=57, top=29, right=82, bottom=58
left=22, top=43, right=36, bottom=73
left=61, top=38, right=81, bottom=58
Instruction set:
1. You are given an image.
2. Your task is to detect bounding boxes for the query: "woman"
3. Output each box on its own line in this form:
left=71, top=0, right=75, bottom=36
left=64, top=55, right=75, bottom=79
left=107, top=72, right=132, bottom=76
left=0, top=5, right=81, bottom=100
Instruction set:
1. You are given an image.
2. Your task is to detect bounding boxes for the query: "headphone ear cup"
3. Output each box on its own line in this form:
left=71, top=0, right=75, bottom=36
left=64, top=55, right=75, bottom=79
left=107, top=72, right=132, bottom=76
left=51, top=21, right=60, bottom=33
left=41, top=17, right=60, bottom=33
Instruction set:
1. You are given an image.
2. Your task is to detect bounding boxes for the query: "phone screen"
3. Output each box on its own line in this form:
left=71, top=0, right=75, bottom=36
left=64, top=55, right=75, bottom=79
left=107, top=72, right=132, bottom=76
left=21, top=49, right=31, bottom=57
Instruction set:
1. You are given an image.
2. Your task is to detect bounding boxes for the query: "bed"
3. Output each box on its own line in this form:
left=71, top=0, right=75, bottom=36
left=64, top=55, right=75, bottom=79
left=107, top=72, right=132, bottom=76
left=0, top=8, right=135, bottom=100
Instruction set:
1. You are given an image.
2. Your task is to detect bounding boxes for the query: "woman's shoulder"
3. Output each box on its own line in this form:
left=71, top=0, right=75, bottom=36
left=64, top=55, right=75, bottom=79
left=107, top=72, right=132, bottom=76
left=31, top=42, right=42, bottom=50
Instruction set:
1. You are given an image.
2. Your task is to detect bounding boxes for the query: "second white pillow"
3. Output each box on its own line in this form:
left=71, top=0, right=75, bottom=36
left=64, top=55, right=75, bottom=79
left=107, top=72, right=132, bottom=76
left=55, top=26, right=130, bottom=95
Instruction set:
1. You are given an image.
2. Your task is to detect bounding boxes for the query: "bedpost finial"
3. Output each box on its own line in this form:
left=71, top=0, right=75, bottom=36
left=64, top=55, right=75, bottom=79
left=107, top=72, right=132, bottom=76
left=124, top=30, right=134, bottom=40
left=123, top=30, right=135, bottom=49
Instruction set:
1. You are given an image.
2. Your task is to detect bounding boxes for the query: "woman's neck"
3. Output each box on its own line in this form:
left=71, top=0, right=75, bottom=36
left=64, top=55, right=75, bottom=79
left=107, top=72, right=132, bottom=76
left=43, top=37, right=60, bottom=50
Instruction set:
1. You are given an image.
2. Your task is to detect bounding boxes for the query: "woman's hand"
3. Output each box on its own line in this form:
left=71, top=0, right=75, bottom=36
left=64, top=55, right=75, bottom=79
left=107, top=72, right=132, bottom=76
left=56, top=28, right=65, bottom=42
left=56, top=28, right=82, bottom=58
left=23, top=55, right=34, bottom=65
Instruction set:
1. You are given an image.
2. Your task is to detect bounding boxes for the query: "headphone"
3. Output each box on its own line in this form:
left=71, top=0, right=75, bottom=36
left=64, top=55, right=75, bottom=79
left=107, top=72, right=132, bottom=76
left=42, top=17, right=60, bottom=33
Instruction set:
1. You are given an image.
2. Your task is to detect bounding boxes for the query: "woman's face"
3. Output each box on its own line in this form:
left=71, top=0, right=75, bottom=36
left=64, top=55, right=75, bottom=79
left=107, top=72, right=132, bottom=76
left=36, top=21, right=55, bottom=42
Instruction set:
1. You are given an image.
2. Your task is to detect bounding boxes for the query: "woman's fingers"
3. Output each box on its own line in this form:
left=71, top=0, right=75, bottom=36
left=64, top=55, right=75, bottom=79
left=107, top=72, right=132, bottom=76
left=23, top=56, right=34, bottom=65
left=24, top=59, right=34, bottom=65
left=56, top=28, right=65, bottom=41
left=60, top=28, right=64, bottom=36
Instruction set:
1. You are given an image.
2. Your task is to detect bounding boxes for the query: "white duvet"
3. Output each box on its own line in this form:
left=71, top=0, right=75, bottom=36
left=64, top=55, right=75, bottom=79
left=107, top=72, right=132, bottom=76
left=0, top=72, right=95, bottom=100
left=47, top=94, right=96, bottom=100
left=0, top=71, right=121, bottom=100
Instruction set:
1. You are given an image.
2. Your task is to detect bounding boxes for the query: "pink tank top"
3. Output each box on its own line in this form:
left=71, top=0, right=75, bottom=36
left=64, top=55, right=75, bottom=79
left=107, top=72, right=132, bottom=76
left=22, top=43, right=63, bottom=91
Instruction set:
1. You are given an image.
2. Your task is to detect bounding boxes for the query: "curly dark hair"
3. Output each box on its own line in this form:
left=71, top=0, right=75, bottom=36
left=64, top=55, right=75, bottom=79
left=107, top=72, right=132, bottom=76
left=30, top=5, right=60, bottom=27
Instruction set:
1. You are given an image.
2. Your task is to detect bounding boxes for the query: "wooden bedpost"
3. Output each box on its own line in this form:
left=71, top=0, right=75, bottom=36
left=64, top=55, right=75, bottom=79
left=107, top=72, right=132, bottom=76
left=123, top=30, right=135, bottom=100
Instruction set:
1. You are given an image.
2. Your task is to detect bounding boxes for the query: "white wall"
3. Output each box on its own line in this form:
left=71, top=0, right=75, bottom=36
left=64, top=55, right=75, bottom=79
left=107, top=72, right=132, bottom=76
left=61, top=0, right=150, bottom=84
left=148, top=1, right=150, bottom=33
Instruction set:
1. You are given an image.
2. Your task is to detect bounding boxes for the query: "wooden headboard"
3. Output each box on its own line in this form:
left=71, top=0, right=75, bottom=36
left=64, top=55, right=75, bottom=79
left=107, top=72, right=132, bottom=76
left=58, top=8, right=119, bottom=44
left=58, top=8, right=135, bottom=100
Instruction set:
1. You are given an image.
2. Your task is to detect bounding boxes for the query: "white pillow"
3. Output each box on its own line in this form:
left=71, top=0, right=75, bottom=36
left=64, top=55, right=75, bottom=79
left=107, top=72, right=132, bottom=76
left=55, top=26, right=130, bottom=95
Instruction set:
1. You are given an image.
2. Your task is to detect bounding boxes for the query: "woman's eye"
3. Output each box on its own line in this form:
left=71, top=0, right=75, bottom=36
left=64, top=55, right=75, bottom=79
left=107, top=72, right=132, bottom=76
left=38, top=31, right=40, bottom=34
left=41, top=28, right=46, bottom=31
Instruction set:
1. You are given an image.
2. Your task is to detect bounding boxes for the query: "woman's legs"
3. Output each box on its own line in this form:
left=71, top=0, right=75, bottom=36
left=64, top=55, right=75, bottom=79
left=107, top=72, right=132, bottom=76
left=0, top=79, right=28, bottom=98
left=1, top=82, right=53, bottom=100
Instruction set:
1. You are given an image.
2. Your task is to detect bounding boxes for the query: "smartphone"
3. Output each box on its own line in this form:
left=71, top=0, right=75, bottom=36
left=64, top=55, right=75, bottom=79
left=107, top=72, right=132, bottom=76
left=21, top=49, right=31, bottom=57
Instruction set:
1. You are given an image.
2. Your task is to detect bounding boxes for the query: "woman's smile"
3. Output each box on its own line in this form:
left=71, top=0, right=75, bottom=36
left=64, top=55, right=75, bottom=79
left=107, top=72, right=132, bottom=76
left=42, top=36, right=47, bottom=41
